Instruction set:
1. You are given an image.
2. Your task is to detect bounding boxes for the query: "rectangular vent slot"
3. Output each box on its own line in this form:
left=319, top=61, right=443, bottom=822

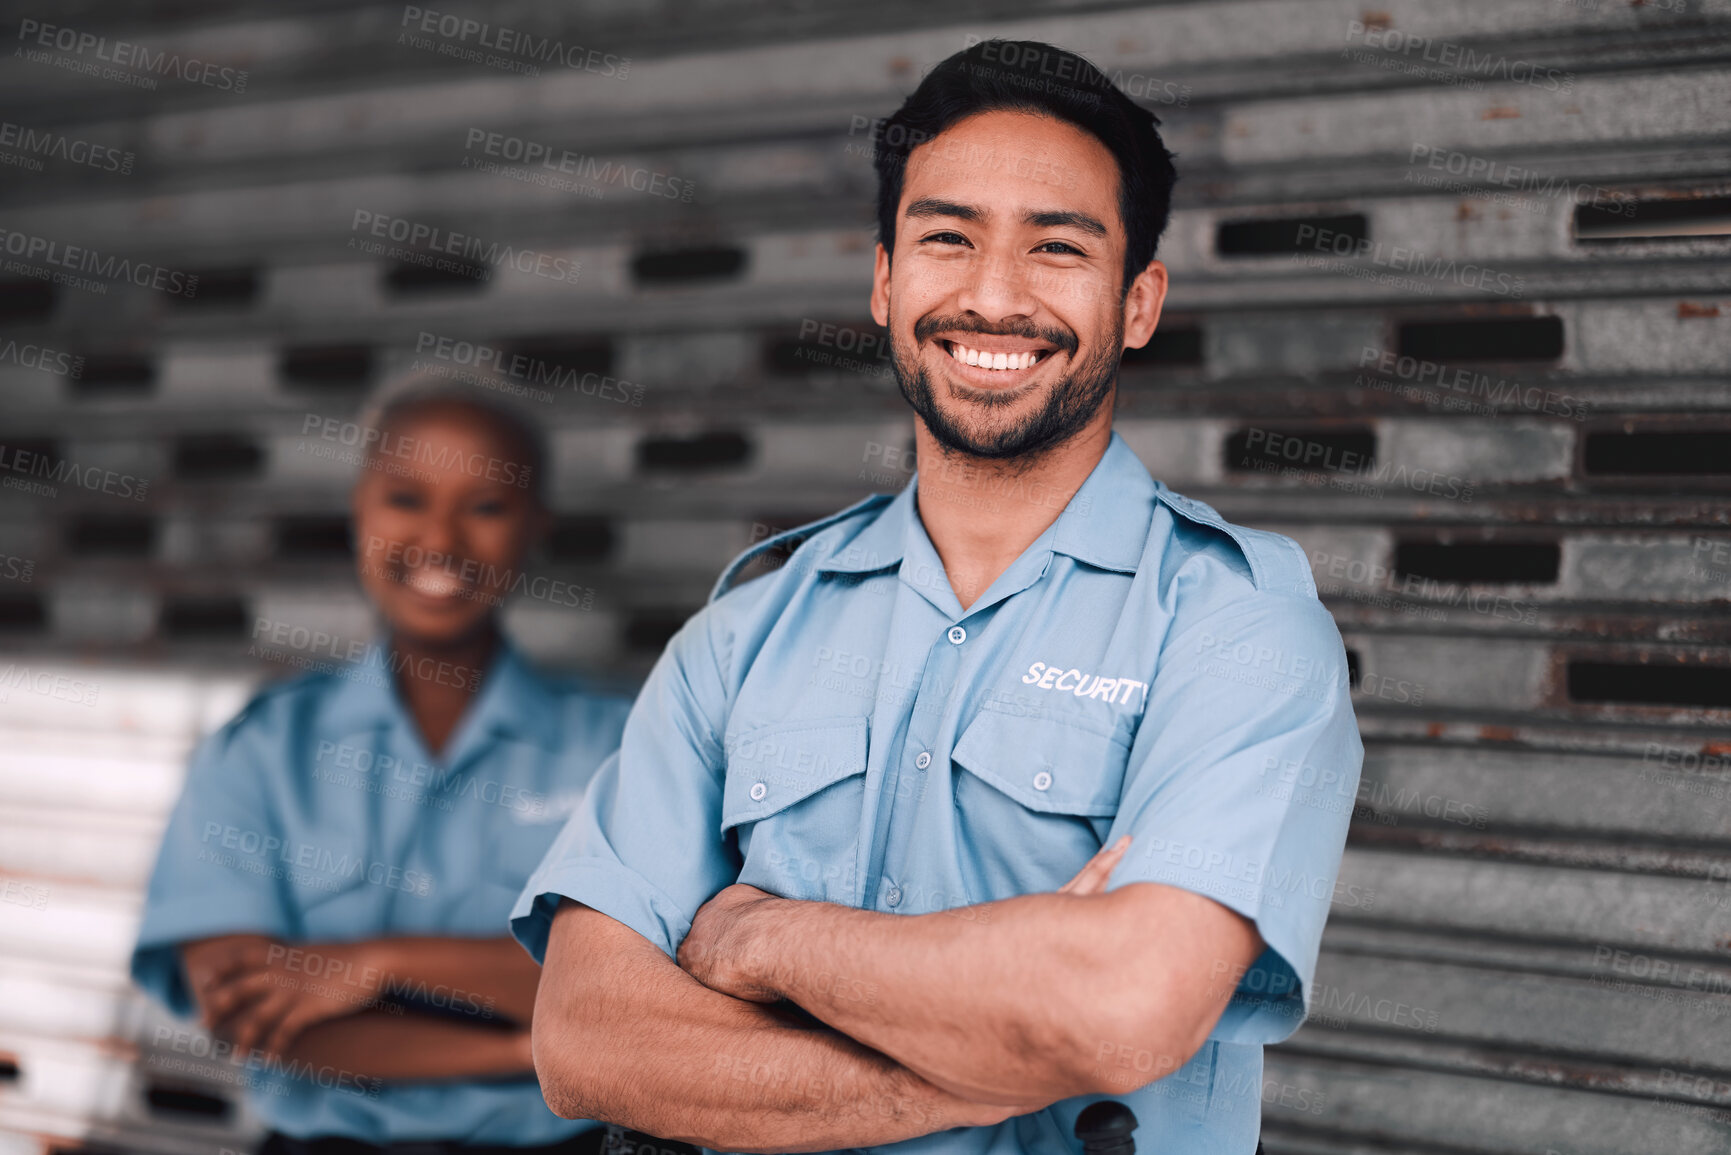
left=0, top=594, right=46, bottom=632
left=1568, top=661, right=1731, bottom=709
left=173, top=267, right=260, bottom=308
left=275, top=516, right=352, bottom=558
left=143, top=1083, right=232, bottom=1120
left=70, top=355, right=155, bottom=397
left=0, top=279, right=55, bottom=322
left=625, top=610, right=696, bottom=652
left=501, top=336, right=614, bottom=379
left=637, top=431, right=752, bottom=472
left=1394, top=541, right=1560, bottom=584
left=1223, top=427, right=1376, bottom=474
left=1397, top=316, right=1564, bottom=362
left=1217, top=213, right=1367, bottom=257
left=632, top=245, right=748, bottom=285
left=1122, top=325, right=1204, bottom=367
left=67, top=516, right=156, bottom=557
left=281, top=344, right=374, bottom=390
left=173, top=435, right=264, bottom=480
left=160, top=596, right=249, bottom=638
left=384, top=259, right=489, bottom=295
left=1582, top=431, right=1731, bottom=476
left=547, top=516, right=614, bottom=563
left=1576, top=194, right=1731, bottom=242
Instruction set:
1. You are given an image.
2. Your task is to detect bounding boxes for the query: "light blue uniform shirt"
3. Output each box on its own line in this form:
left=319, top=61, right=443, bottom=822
left=513, top=432, right=1362, bottom=1155
left=133, top=641, right=630, bottom=1145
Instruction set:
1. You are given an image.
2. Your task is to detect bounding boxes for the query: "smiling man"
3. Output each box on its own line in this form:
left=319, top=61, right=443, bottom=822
left=513, top=40, right=1362, bottom=1155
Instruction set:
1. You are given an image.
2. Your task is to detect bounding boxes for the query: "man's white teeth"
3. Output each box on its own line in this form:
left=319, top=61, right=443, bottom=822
left=946, top=343, right=1044, bottom=370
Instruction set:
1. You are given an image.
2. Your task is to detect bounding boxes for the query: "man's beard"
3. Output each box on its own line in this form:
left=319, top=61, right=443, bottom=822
left=891, top=311, right=1121, bottom=463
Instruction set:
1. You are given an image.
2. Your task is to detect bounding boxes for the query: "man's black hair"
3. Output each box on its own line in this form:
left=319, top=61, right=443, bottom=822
left=872, top=39, right=1178, bottom=291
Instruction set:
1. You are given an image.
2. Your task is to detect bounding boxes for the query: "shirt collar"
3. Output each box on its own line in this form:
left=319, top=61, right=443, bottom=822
left=1048, top=431, right=1157, bottom=575
left=318, top=635, right=562, bottom=757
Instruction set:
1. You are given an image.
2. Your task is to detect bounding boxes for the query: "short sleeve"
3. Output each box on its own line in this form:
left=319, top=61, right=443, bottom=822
left=1106, top=589, right=1362, bottom=1045
left=130, top=710, right=298, bottom=1016
left=511, top=610, right=739, bottom=962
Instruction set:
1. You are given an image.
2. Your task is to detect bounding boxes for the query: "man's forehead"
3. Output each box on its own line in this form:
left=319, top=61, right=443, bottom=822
left=899, top=110, right=1122, bottom=230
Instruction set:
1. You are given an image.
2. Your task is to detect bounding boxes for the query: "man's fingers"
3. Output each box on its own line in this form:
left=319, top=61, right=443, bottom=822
left=1058, top=836, right=1131, bottom=895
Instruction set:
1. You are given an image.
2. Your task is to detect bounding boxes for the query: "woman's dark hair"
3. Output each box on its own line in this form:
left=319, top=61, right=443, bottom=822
left=872, top=39, right=1178, bottom=292
left=354, top=367, right=550, bottom=508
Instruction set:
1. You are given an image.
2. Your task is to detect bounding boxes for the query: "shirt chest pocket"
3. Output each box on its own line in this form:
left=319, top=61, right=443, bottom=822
left=950, top=710, right=1131, bottom=893
left=721, top=716, right=868, bottom=904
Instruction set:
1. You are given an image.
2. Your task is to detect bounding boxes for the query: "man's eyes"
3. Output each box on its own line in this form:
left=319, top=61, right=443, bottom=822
left=918, top=232, right=1087, bottom=257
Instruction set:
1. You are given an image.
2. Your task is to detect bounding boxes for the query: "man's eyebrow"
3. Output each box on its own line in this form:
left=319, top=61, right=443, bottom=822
left=904, top=197, right=984, bottom=222
left=1025, top=209, right=1109, bottom=238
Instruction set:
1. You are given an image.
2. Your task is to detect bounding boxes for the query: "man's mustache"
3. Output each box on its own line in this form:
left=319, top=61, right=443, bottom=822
left=911, top=313, right=1079, bottom=357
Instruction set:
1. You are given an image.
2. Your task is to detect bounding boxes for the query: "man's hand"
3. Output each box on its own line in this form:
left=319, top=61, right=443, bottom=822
left=678, top=837, right=1133, bottom=1001
left=678, top=883, right=785, bottom=1003
left=188, top=937, right=375, bottom=1056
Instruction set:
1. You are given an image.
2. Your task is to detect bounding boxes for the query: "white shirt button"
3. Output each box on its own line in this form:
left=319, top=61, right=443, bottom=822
left=915, top=751, right=932, bottom=769
left=1032, top=771, right=1053, bottom=791
left=749, top=781, right=767, bottom=801
left=885, top=885, right=903, bottom=907
left=947, top=625, right=967, bottom=645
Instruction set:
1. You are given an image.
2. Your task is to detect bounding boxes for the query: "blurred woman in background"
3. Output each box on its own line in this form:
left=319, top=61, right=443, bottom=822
left=131, top=372, right=628, bottom=1155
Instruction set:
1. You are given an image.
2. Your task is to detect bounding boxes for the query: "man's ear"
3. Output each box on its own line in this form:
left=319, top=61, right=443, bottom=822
left=1121, top=259, right=1169, bottom=351
left=870, top=242, right=892, bottom=328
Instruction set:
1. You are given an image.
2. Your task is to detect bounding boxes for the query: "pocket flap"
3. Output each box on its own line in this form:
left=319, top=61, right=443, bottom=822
left=721, top=716, right=868, bottom=832
left=951, top=710, right=1128, bottom=816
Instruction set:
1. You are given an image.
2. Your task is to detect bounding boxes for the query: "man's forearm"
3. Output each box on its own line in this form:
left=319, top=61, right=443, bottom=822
left=709, top=883, right=1256, bottom=1104
left=536, top=901, right=1031, bottom=1154
left=284, top=1009, right=532, bottom=1082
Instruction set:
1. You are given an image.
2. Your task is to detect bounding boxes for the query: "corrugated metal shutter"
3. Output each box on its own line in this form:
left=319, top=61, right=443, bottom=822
left=1, top=2, right=1728, bottom=1152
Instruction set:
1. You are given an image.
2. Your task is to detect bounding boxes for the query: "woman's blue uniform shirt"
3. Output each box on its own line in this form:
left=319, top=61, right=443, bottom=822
left=513, top=432, right=1364, bottom=1155
left=132, top=641, right=630, bottom=1145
